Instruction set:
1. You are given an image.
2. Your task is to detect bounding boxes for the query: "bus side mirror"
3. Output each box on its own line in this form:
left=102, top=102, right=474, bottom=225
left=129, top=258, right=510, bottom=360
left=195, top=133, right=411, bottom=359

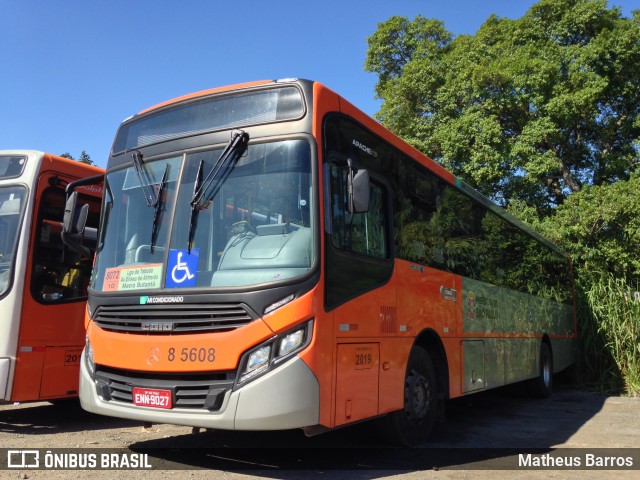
left=63, top=191, right=88, bottom=235
left=348, top=168, right=370, bottom=214
left=62, top=191, right=92, bottom=258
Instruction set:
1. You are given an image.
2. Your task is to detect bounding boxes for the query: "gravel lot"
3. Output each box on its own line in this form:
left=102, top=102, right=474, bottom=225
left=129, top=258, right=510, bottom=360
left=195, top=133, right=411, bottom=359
left=1, top=385, right=638, bottom=479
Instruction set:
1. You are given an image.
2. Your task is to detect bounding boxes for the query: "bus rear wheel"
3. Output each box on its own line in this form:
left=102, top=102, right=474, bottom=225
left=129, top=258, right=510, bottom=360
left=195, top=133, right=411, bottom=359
left=379, top=346, right=438, bottom=446
left=527, top=342, right=553, bottom=398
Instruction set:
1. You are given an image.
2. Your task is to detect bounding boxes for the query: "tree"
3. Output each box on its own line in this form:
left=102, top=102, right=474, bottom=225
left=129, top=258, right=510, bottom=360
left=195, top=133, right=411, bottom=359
left=59, top=151, right=94, bottom=165
left=524, top=173, right=640, bottom=282
left=78, top=150, right=93, bottom=165
left=365, top=0, right=640, bottom=210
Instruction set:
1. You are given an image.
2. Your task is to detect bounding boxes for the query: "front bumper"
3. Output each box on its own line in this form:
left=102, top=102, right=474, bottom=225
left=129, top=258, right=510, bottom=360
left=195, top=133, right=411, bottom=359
left=79, top=349, right=320, bottom=430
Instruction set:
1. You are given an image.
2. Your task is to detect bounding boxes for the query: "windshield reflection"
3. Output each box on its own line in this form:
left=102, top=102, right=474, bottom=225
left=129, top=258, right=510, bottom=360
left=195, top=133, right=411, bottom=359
left=0, top=186, right=27, bottom=296
left=91, top=139, right=314, bottom=292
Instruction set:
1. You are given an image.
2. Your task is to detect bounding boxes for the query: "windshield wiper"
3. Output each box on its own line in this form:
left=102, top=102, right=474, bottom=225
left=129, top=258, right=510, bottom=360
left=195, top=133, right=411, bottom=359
left=150, top=164, right=169, bottom=253
left=191, top=130, right=249, bottom=207
left=188, top=159, right=204, bottom=253
left=188, top=130, right=249, bottom=252
left=131, top=150, right=158, bottom=207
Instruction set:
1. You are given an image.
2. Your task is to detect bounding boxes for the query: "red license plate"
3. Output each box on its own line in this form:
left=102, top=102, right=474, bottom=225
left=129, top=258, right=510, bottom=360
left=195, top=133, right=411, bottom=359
left=132, top=387, right=172, bottom=409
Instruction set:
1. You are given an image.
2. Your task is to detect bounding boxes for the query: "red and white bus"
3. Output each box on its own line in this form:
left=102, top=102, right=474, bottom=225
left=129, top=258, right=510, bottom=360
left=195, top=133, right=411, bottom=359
left=0, top=151, right=102, bottom=403
left=77, top=80, right=576, bottom=444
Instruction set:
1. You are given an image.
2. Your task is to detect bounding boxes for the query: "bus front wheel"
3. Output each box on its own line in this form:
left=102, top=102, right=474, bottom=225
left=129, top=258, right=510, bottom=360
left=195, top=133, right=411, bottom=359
left=379, top=346, right=438, bottom=446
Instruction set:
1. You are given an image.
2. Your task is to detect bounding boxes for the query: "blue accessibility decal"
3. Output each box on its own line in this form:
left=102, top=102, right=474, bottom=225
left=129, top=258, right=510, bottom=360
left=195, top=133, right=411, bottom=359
left=165, top=249, right=199, bottom=288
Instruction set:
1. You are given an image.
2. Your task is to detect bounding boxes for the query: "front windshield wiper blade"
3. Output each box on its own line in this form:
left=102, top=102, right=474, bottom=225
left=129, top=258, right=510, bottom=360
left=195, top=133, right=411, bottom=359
left=131, top=150, right=158, bottom=207
left=150, top=163, right=169, bottom=253
left=188, top=130, right=249, bottom=251
left=191, top=130, right=249, bottom=208
left=188, top=159, right=204, bottom=253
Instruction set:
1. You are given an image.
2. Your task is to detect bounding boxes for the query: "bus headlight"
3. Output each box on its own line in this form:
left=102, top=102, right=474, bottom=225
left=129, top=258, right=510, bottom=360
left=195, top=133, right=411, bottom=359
left=85, top=336, right=95, bottom=377
left=278, top=329, right=305, bottom=357
left=246, top=345, right=272, bottom=375
left=236, top=319, right=313, bottom=388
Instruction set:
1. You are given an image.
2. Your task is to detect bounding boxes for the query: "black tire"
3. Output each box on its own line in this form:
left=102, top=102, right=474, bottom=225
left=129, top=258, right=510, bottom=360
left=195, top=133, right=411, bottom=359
left=378, top=347, right=438, bottom=446
left=527, top=342, right=553, bottom=398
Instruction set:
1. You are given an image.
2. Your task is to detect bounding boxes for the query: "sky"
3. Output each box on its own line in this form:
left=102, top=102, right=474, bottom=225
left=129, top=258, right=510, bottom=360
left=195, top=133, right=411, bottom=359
left=2, top=0, right=639, bottom=168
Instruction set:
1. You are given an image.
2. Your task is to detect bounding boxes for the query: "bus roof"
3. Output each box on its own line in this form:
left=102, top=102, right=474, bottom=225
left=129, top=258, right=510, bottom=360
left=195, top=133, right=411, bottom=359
left=136, top=80, right=275, bottom=117
left=0, top=150, right=104, bottom=179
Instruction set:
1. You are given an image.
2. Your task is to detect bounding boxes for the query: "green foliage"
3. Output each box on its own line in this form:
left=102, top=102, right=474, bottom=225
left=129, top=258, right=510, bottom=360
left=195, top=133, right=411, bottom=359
left=366, top=0, right=640, bottom=394
left=365, top=0, right=640, bottom=209
left=59, top=151, right=93, bottom=165
left=526, top=174, right=640, bottom=282
left=78, top=150, right=93, bottom=165
left=582, top=274, right=640, bottom=396
left=513, top=173, right=640, bottom=396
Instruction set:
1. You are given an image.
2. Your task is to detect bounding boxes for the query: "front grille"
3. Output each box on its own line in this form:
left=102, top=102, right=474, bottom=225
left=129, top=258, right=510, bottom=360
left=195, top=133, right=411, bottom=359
left=93, top=303, right=256, bottom=334
left=94, top=366, right=235, bottom=411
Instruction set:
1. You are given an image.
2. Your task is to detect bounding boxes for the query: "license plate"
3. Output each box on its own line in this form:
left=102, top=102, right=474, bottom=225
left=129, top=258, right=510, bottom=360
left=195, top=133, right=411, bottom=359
left=132, top=387, right=172, bottom=409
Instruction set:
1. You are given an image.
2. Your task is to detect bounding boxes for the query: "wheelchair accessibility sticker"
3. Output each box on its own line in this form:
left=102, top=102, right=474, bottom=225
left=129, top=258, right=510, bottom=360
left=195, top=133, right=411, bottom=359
left=165, top=249, right=199, bottom=288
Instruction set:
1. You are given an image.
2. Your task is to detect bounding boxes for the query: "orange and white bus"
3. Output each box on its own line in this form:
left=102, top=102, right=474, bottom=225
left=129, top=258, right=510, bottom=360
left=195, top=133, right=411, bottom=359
left=77, top=80, right=575, bottom=444
left=0, top=151, right=103, bottom=403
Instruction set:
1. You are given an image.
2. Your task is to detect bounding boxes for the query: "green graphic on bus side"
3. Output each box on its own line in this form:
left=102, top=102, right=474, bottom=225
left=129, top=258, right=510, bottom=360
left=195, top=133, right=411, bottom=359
left=461, top=277, right=573, bottom=336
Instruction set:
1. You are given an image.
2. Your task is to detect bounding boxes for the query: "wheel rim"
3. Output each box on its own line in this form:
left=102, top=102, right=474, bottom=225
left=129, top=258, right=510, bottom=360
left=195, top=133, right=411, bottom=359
left=405, top=369, right=431, bottom=424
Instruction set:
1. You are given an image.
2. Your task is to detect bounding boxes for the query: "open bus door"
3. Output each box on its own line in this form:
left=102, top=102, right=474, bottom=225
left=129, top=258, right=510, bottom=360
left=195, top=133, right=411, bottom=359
left=11, top=170, right=102, bottom=402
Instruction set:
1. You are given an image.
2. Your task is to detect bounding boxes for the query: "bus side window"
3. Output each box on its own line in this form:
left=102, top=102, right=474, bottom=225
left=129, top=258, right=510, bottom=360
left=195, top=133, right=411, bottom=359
left=330, top=164, right=388, bottom=259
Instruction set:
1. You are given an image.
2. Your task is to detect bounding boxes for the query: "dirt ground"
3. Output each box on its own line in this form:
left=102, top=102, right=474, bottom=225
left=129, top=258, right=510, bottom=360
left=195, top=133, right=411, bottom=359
left=0, top=385, right=638, bottom=479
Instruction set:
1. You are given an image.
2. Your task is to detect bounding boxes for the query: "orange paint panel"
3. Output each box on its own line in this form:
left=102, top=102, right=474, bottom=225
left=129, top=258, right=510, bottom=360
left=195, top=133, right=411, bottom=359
left=261, top=289, right=317, bottom=333
left=11, top=350, right=45, bottom=402
left=298, top=309, right=335, bottom=428
left=40, top=153, right=104, bottom=177
left=18, top=301, right=87, bottom=345
left=39, top=347, right=82, bottom=398
left=378, top=338, right=412, bottom=414
left=334, top=343, right=379, bottom=426
left=396, top=259, right=460, bottom=339
left=312, top=82, right=341, bottom=142
left=88, top=318, right=274, bottom=372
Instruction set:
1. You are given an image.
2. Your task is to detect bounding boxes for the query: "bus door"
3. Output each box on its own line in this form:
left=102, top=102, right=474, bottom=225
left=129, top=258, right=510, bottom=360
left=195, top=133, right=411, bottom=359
left=12, top=171, right=100, bottom=401
left=327, top=165, right=395, bottom=426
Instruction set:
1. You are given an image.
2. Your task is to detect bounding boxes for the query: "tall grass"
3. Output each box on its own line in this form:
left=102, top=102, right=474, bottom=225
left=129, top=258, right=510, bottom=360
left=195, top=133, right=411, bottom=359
left=578, top=274, right=640, bottom=396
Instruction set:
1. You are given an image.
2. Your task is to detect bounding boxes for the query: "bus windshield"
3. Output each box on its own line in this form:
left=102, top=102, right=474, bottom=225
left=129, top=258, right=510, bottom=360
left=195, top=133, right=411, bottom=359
left=91, top=139, right=314, bottom=292
left=0, top=156, right=27, bottom=179
left=0, top=186, right=27, bottom=296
